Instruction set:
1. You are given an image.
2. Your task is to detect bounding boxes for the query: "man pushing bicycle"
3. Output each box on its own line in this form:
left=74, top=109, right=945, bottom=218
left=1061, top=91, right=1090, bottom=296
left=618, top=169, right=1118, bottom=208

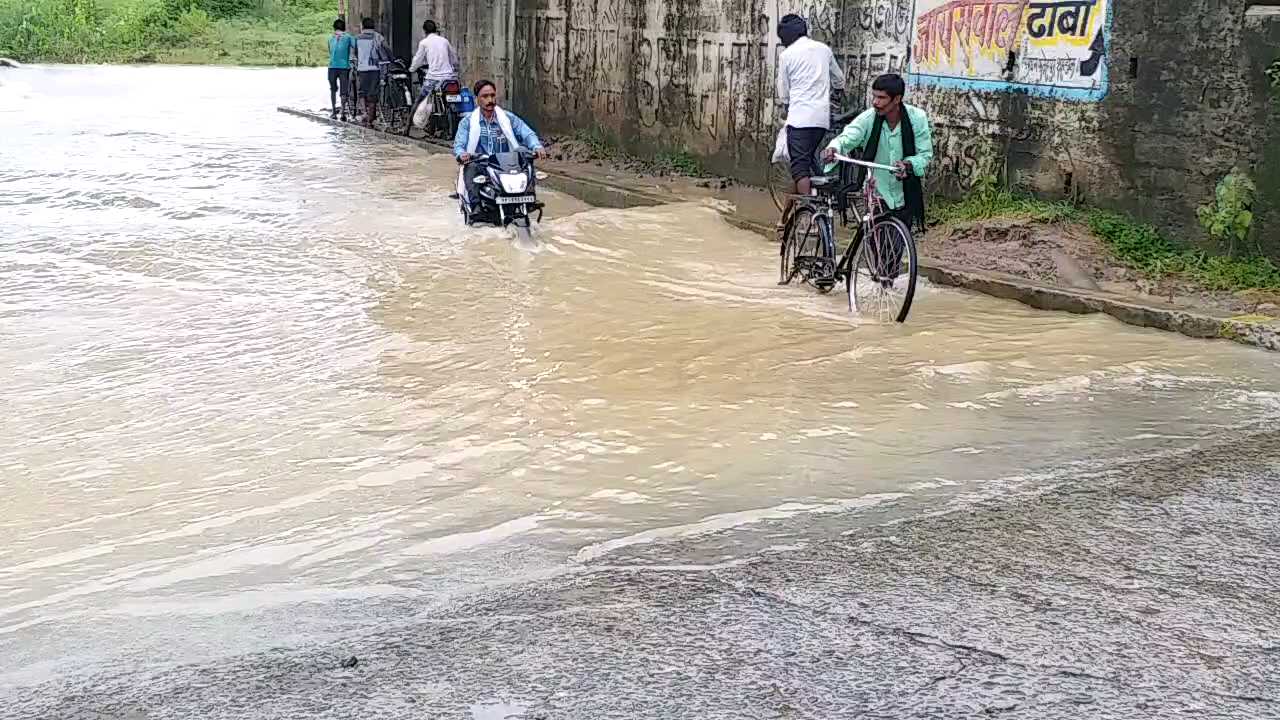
left=773, top=73, right=932, bottom=323
left=822, top=73, right=933, bottom=233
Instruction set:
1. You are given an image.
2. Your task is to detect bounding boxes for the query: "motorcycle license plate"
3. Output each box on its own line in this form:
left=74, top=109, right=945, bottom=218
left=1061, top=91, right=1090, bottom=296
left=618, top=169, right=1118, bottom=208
left=445, top=94, right=462, bottom=102
left=497, top=195, right=536, bottom=205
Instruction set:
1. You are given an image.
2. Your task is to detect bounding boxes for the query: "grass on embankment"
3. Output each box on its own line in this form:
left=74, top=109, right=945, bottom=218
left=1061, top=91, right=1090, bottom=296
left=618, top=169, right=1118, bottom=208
left=0, top=0, right=330, bottom=65
left=928, top=182, right=1280, bottom=293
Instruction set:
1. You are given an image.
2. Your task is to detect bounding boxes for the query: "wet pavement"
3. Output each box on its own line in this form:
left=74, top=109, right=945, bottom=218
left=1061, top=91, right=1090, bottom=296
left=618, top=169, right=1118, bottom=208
left=17, top=430, right=1280, bottom=719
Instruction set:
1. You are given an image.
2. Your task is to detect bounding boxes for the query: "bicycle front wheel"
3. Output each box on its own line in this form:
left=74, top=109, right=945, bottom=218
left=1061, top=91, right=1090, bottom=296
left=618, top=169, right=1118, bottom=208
left=848, top=216, right=918, bottom=323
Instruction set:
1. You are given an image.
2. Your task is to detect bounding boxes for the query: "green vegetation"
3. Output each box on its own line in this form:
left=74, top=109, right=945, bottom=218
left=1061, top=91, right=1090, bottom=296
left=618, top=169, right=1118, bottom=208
left=930, top=176, right=1280, bottom=292
left=654, top=149, right=704, bottom=177
left=0, top=0, right=332, bottom=65
left=1090, top=209, right=1280, bottom=291
left=1197, top=167, right=1256, bottom=255
left=928, top=175, right=1076, bottom=225
left=573, top=127, right=614, bottom=158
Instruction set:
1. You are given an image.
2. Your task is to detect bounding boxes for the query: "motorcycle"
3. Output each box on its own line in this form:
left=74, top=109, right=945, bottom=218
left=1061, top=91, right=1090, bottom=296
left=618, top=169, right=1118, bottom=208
left=458, top=150, right=546, bottom=248
left=408, top=74, right=469, bottom=140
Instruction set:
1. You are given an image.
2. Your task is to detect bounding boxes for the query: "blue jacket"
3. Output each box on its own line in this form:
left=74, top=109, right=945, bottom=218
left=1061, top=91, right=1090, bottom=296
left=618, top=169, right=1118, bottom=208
left=453, top=109, right=544, bottom=158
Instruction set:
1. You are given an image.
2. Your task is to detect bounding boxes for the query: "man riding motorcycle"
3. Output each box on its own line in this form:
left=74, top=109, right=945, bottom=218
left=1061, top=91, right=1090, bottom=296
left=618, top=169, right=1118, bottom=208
left=409, top=20, right=460, bottom=102
left=453, top=79, right=546, bottom=210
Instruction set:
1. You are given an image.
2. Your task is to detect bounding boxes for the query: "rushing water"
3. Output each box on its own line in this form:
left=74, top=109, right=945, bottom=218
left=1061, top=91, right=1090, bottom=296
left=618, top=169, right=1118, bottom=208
left=3, top=65, right=1280, bottom=692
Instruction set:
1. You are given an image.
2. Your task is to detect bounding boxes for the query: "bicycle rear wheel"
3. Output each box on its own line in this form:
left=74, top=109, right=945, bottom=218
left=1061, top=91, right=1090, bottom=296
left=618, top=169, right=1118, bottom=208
left=780, top=207, right=836, bottom=291
left=768, top=160, right=792, bottom=212
left=848, top=216, right=918, bottom=323
left=342, top=69, right=359, bottom=120
left=780, top=206, right=816, bottom=284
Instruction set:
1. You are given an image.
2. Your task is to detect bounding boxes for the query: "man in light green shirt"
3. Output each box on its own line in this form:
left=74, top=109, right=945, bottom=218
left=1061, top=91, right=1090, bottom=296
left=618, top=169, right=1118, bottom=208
left=822, top=73, right=933, bottom=232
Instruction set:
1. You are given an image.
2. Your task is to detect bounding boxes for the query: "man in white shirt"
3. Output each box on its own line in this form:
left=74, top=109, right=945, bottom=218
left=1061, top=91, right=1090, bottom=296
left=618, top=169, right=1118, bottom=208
left=775, top=14, right=845, bottom=225
left=409, top=20, right=461, bottom=100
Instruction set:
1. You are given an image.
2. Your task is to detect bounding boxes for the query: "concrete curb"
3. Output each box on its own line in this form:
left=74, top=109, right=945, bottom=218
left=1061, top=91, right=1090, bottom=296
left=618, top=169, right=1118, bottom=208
left=279, top=106, right=1280, bottom=353
left=723, top=212, right=1280, bottom=352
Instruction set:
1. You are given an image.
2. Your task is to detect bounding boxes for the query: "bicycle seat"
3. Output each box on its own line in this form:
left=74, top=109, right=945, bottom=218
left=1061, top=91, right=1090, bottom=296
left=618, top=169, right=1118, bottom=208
left=809, top=176, right=838, bottom=192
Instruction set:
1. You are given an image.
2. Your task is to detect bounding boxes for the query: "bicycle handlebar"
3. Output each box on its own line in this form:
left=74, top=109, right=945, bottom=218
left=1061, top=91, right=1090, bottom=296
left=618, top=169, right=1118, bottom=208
left=832, top=153, right=899, bottom=172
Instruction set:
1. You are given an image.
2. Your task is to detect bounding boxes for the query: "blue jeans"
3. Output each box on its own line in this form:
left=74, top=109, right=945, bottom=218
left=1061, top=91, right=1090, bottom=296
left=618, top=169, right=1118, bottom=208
left=418, top=78, right=455, bottom=100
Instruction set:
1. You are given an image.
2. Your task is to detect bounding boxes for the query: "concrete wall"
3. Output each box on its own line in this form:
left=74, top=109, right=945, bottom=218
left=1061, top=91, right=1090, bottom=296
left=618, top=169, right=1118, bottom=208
left=347, top=0, right=515, bottom=97
left=353, top=0, right=1280, bottom=254
left=412, top=0, right=514, bottom=95
left=1244, top=9, right=1280, bottom=259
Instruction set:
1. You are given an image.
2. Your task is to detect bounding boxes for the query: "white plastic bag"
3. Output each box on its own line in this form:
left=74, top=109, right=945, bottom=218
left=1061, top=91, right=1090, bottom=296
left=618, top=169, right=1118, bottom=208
left=412, top=98, right=431, bottom=129
left=771, top=126, right=789, bottom=164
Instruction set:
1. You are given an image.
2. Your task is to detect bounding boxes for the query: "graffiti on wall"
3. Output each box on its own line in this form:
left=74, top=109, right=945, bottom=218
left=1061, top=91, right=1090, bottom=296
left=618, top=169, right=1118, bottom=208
left=908, top=0, right=1111, bottom=100
left=515, top=0, right=774, bottom=149
left=825, top=0, right=914, bottom=107
left=510, top=0, right=1112, bottom=186
left=517, top=0, right=925, bottom=148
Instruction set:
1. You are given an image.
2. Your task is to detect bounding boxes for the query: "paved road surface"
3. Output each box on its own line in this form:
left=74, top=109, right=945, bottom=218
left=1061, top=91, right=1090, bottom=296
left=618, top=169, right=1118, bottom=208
left=17, top=430, right=1280, bottom=720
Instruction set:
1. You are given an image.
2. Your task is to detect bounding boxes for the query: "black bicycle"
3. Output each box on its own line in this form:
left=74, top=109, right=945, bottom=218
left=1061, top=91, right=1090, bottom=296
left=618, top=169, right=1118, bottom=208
left=374, top=59, right=414, bottom=133
left=778, top=154, right=919, bottom=323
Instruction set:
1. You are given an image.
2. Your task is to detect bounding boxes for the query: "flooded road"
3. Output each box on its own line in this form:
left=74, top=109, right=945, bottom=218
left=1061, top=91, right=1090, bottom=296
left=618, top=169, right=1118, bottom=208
left=4, top=66, right=1280, bottom=717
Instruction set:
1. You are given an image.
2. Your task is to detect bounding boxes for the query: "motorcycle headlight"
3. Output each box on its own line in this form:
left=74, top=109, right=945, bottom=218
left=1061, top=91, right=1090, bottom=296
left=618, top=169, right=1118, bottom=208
left=499, top=173, right=528, bottom=194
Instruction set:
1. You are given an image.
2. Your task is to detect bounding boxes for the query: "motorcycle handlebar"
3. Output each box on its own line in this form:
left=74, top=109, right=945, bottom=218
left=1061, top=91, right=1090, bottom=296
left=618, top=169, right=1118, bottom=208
left=459, top=149, right=539, bottom=165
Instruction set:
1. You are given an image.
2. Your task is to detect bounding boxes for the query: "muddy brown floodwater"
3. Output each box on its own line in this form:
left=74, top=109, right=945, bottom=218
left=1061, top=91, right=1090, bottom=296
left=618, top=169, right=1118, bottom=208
left=3, top=65, right=1280, bottom=719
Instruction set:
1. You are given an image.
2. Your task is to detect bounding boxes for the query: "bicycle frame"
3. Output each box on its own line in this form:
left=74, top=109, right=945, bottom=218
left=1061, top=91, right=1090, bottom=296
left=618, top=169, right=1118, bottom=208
left=779, top=153, right=920, bottom=322
left=833, top=177, right=886, bottom=279
left=780, top=155, right=902, bottom=284
left=830, top=155, right=899, bottom=280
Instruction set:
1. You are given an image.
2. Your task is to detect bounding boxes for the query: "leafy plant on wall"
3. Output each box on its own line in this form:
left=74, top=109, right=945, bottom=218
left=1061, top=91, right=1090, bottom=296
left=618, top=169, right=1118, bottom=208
left=1197, top=167, right=1256, bottom=256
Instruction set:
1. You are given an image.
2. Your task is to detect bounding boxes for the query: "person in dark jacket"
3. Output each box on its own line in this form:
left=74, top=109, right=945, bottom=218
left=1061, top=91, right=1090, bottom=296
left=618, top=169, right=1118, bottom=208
left=354, top=17, right=392, bottom=126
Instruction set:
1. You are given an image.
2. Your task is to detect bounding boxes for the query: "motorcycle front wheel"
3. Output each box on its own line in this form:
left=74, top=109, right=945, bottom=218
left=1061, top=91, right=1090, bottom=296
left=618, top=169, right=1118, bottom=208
left=512, top=216, right=538, bottom=250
